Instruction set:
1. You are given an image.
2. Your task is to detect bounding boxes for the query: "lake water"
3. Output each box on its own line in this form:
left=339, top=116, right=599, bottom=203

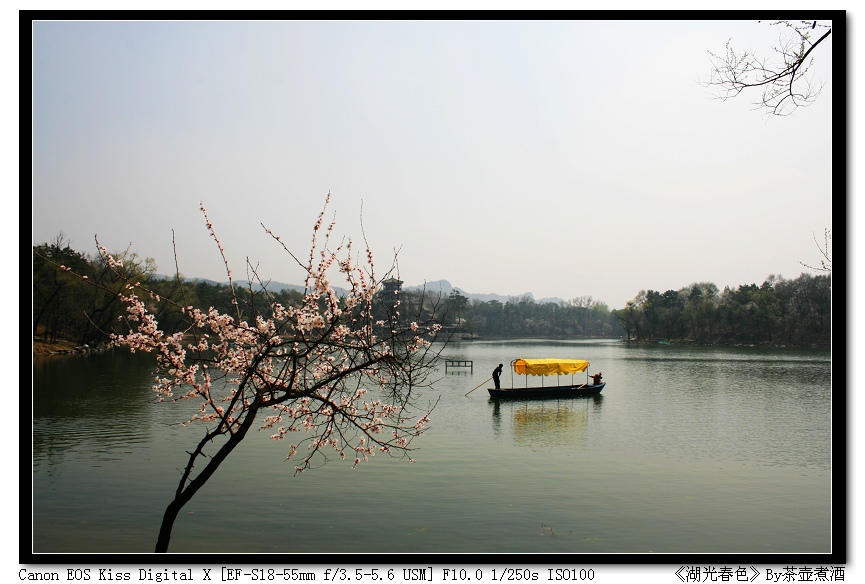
left=31, top=339, right=834, bottom=556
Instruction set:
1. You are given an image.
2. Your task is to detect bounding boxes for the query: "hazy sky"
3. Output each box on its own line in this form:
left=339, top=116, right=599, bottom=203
left=31, top=19, right=834, bottom=309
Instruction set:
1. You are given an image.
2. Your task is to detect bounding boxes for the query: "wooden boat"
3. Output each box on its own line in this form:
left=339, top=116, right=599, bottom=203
left=487, top=358, right=605, bottom=399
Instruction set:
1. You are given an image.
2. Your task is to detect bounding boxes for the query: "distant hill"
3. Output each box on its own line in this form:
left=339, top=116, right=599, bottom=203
left=155, top=275, right=564, bottom=305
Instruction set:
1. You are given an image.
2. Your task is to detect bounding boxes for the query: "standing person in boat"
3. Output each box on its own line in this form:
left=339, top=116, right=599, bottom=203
left=492, top=364, right=504, bottom=389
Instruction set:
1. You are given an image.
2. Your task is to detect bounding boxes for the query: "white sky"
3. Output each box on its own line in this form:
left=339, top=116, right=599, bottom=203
left=32, top=19, right=833, bottom=309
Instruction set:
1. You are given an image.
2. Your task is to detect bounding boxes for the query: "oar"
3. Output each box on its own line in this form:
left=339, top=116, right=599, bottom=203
left=464, top=377, right=492, bottom=396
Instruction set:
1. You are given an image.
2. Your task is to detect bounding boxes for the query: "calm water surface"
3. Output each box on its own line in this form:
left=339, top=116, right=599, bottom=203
left=31, top=339, right=833, bottom=554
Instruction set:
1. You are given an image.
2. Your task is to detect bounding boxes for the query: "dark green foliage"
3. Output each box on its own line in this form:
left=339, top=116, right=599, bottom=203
left=33, top=238, right=92, bottom=343
left=32, top=238, right=311, bottom=347
left=614, top=275, right=831, bottom=347
left=424, top=292, right=618, bottom=339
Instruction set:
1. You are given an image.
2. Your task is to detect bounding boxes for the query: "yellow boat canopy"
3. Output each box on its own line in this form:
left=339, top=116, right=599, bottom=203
left=513, top=359, right=590, bottom=376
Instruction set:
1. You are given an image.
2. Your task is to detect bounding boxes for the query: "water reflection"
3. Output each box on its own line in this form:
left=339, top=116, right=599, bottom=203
left=490, top=395, right=603, bottom=447
left=32, top=351, right=161, bottom=463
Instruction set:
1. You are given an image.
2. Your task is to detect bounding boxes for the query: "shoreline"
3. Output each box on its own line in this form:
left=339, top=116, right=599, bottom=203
left=447, top=335, right=830, bottom=349
left=32, top=339, right=111, bottom=358
left=32, top=336, right=829, bottom=359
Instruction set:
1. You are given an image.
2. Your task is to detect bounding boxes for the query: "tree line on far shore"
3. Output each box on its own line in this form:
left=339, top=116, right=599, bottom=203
left=432, top=272, right=829, bottom=347
left=609, top=276, right=830, bottom=347
left=33, top=237, right=831, bottom=350
left=32, top=235, right=305, bottom=348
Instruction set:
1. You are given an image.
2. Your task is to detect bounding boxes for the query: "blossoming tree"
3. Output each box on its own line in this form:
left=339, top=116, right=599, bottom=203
left=94, top=196, right=442, bottom=552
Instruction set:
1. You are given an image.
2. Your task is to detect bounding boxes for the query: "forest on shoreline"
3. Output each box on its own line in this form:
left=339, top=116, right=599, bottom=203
left=33, top=238, right=832, bottom=355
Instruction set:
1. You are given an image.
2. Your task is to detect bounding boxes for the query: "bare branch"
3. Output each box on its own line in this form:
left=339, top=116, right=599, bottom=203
left=702, top=20, right=831, bottom=116
left=800, top=228, right=832, bottom=273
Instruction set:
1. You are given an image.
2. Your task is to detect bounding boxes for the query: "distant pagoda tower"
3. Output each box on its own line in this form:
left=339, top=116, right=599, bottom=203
left=380, top=277, right=403, bottom=310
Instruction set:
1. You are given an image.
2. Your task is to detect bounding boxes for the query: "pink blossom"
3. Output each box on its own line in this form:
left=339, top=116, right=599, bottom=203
left=93, top=194, right=437, bottom=544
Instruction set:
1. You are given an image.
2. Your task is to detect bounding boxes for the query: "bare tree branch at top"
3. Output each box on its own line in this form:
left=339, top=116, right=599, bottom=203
left=703, top=20, right=832, bottom=116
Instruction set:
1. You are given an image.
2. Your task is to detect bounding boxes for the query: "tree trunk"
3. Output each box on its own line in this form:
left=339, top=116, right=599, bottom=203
left=153, top=407, right=259, bottom=552
left=155, top=500, right=183, bottom=553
